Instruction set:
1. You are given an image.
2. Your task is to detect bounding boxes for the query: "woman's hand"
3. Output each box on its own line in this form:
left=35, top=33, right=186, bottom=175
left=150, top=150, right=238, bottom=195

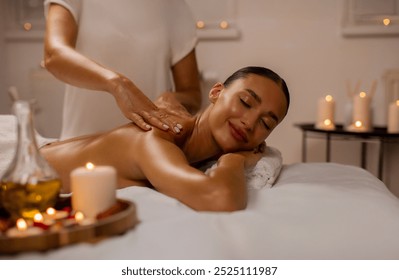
left=235, top=142, right=266, bottom=169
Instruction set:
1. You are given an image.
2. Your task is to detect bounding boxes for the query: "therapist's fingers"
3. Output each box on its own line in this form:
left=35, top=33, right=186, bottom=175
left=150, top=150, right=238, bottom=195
left=130, top=112, right=152, bottom=131
left=139, top=110, right=174, bottom=132
left=147, top=110, right=184, bottom=133
left=154, top=110, right=184, bottom=133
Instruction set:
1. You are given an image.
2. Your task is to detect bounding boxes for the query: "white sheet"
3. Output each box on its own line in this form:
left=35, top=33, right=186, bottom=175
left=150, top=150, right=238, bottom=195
left=1, top=162, right=398, bottom=260
left=1, top=115, right=399, bottom=259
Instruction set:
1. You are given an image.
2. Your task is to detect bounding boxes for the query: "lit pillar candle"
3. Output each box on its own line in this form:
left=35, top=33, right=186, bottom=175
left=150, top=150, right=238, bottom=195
left=352, top=91, right=371, bottom=131
left=388, top=100, right=399, bottom=133
left=71, top=162, right=117, bottom=218
left=316, top=95, right=335, bottom=130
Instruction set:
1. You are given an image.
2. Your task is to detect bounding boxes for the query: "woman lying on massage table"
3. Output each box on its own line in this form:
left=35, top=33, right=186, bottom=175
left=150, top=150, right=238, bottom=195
left=41, top=66, right=290, bottom=212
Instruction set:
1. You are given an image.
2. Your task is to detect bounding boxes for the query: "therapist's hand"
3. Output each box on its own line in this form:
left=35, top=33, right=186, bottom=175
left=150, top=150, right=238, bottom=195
left=110, top=74, right=185, bottom=133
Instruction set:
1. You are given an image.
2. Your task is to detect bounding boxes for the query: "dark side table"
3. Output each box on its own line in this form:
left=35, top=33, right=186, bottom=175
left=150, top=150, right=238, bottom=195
left=295, top=123, right=399, bottom=182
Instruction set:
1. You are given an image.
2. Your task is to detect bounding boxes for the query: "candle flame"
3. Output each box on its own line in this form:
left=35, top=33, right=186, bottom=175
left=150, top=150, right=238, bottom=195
left=75, top=211, right=85, bottom=222
left=325, top=95, right=333, bottom=102
left=359, top=92, right=367, bottom=98
left=86, top=162, right=95, bottom=170
left=46, top=207, right=56, bottom=215
left=16, top=218, right=27, bottom=231
left=383, top=18, right=391, bottom=26
left=324, top=119, right=332, bottom=126
left=33, top=213, right=44, bottom=223
left=355, top=121, right=362, bottom=128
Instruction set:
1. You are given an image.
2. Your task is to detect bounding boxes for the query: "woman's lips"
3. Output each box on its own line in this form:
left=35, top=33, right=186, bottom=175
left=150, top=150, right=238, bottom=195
left=228, top=122, right=248, bottom=143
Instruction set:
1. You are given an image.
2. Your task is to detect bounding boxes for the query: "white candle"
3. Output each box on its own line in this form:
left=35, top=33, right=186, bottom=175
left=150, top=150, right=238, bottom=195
left=316, top=95, right=335, bottom=130
left=71, top=162, right=117, bottom=218
left=352, top=91, right=371, bottom=131
left=388, top=100, right=399, bottom=133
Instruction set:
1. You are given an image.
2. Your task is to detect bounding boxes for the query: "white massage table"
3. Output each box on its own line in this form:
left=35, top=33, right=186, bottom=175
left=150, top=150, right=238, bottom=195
left=1, top=115, right=399, bottom=259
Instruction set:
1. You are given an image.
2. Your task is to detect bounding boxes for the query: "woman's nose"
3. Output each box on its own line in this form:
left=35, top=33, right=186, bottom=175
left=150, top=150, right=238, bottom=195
left=241, top=113, right=257, bottom=131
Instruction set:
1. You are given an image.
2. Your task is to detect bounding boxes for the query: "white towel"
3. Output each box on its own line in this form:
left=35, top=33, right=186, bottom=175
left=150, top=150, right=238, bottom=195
left=204, top=145, right=283, bottom=189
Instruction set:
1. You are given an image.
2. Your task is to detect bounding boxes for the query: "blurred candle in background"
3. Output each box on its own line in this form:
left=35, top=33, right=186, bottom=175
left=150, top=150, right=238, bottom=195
left=352, top=91, right=371, bottom=131
left=316, top=94, right=335, bottom=130
left=388, top=100, right=399, bottom=133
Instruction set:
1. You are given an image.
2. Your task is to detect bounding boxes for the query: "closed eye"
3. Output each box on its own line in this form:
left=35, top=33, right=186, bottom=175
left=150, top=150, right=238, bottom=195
left=240, top=98, right=251, bottom=108
left=261, top=119, right=270, bottom=130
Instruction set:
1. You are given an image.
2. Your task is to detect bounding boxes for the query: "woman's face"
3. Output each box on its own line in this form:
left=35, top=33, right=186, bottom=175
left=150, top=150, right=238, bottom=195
left=208, top=74, right=288, bottom=153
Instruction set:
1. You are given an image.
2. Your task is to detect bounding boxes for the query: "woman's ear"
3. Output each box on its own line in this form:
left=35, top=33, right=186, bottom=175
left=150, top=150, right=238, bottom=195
left=208, top=82, right=224, bottom=104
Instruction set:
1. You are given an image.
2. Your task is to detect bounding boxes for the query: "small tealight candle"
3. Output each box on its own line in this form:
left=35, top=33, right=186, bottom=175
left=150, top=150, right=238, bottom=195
left=33, top=213, right=52, bottom=230
left=71, top=162, right=117, bottom=218
left=33, top=213, right=44, bottom=223
left=43, top=207, right=69, bottom=220
left=6, top=218, right=43, bottom=238
left=316, top=95, right=335, bottom=130
left=17, top=218, right=27, bottom=230
left=74, top=211, right=95, bottom=226
left=388, top=100, right=399, bottom=133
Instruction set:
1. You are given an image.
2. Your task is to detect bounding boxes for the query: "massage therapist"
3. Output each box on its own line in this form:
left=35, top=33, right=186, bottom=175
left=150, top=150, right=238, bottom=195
left=44, top=0, right=202, bottom=139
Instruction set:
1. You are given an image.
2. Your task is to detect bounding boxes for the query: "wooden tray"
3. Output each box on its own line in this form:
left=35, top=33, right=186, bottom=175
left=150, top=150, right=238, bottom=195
left=0, top=199, right=138, bottom=254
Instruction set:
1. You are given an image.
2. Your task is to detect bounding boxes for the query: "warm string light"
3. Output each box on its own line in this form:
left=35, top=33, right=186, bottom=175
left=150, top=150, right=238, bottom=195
left=196, top=20, right=205, bottom=29
left=219, top=20, right=229, bottom=29
left=196, top=20, right=230, bottom=29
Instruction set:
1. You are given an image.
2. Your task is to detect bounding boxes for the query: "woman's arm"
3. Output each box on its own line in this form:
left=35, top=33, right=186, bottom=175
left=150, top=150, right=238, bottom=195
left=44, top=4, right=189, bottom=132
left=135, top=132, right=260, bottom=212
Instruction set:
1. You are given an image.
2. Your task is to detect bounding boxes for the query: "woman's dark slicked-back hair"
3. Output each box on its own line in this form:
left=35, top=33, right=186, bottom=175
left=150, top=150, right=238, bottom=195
left=223, top=66, right=290, bottom=112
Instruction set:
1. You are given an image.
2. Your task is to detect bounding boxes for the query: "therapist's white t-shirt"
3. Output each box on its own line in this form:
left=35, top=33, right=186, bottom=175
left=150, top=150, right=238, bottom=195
left=44, top=0, right=197, bottom=139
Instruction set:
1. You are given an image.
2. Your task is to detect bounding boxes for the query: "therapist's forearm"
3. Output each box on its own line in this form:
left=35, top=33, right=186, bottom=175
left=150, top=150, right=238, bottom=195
left=44, top=45, right=119, bottom=93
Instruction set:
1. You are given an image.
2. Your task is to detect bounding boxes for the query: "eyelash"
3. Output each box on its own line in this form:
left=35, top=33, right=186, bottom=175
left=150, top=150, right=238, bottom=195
left=240, top=99, right=251, bottom=108
left=240, top=98, right=270, bottom=130
left=261, top=120, right=270, bottom=130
